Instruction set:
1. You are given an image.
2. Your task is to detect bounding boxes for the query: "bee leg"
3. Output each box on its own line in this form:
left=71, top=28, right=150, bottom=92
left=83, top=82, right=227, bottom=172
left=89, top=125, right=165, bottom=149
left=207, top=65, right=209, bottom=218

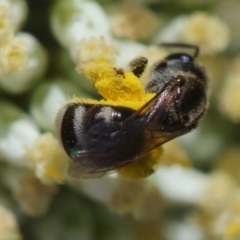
left=129, top=56, right=148, bottom=78
left=113, top=67, right=125, bottom=76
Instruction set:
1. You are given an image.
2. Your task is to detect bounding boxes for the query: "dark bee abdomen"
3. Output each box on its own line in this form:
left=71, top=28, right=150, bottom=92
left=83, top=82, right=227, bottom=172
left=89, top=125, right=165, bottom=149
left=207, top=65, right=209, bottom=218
left=60, top=103, right=135, bottom=156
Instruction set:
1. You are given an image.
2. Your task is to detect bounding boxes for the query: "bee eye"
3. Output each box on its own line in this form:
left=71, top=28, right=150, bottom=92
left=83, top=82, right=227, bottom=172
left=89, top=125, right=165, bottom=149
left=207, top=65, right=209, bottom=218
left=177, top=80, right=207, bottom=126
left=165, top=53, right=194, bottom=62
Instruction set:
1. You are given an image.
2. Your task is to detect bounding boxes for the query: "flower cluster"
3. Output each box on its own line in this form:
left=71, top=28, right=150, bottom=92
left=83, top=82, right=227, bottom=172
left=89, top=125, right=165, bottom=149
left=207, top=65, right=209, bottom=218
left=0, top=5, right=27, bottom=74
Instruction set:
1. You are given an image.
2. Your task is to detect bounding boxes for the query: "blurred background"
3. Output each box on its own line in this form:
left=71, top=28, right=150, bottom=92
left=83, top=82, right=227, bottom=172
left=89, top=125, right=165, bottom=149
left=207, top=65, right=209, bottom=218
left=0, top=0, right=240, bottom=239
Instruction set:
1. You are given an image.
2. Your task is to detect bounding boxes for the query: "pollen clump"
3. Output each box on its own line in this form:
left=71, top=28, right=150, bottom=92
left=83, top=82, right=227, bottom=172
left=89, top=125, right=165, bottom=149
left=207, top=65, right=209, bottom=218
left=82, top=60, right=155, bottom=108
left=118, top=146, right=163, bottom=179
left=94, top=70, right=145, bottom=102
left=75, top=36, right=156, bottom=110
left=82, top=60, right=141, bottom=98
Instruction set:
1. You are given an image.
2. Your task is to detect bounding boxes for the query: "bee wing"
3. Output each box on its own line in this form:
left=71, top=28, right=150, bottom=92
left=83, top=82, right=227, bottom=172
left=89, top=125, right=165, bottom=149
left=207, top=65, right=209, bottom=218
left=121, top=87, right=194, bottom=157
left=68, top=161, right=110, bottom=179
left=68, top=82, right=194, bottom=178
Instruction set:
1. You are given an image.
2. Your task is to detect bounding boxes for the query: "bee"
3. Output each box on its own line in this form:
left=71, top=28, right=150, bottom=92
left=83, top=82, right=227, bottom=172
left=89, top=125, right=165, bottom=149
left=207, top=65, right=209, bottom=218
left=55, top=43, right=208, bottom=178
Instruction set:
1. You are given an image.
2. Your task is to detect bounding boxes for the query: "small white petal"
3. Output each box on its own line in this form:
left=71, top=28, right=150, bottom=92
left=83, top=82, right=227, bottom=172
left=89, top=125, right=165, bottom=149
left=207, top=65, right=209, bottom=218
left=154, top=165, right=208, bottom=204
left=0, top=102, right=40, bottom=166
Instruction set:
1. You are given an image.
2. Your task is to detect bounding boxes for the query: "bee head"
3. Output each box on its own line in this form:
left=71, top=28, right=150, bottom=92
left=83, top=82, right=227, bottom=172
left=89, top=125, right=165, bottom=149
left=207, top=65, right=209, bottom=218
left=174, top=73, right=207, bottom=127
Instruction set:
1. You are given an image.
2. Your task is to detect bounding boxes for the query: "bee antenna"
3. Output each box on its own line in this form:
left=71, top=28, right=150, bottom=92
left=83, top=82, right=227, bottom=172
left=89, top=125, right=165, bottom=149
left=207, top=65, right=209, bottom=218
left=160, top=43, right=199, bottom=58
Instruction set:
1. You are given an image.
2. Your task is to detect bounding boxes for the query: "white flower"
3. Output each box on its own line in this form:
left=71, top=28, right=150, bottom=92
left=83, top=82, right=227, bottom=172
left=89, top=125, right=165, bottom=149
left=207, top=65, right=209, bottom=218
left=0, top=101, right=40, bottom=166
left=26, top=133, right=69, bottom=184
left=0, top=204, right=22, bottom=240
left=219, top=57, right=240, bottom=122
left=156, top=12, right=230, bottom=55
